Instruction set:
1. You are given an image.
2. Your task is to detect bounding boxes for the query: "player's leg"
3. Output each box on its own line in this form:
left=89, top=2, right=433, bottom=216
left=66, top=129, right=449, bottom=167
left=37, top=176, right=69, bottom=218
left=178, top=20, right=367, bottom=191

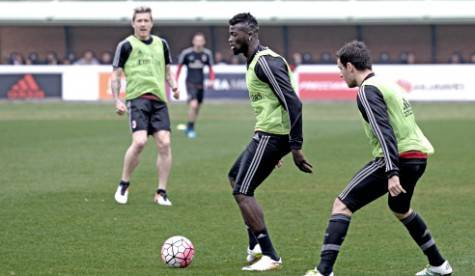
left=195, top=87, right=204, bottom=118
left=188, top=98, right=200, bottom=123
left=388, top=159, right=452, bottom=275
left=114, top=130, right=148, bottom=204
left=234, top=135, right=281, bottom=262
left=186, top=99, right=199, bottom=137
left=307, top=159, right=387, bottom=276
left=228, top=151, right=261, bottom=260
left=114, top=98, right=150, bottom=204
left=185, top=83, right=200, bottom=138
left=236, top=194, right=278, bottom=268
left=152, top=130, right=172, bottom=205
left=121, top=130, right=148, bottom=182
left=232, top=133, right=289, bottom=271
left=189, top=88, right=204, bottom=137
left=150, top=101, right=173, bottom=206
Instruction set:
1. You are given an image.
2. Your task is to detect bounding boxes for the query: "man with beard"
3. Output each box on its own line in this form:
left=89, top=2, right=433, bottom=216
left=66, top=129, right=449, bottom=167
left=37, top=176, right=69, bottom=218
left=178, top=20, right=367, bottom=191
left=227, top=12, right=313, bottom=272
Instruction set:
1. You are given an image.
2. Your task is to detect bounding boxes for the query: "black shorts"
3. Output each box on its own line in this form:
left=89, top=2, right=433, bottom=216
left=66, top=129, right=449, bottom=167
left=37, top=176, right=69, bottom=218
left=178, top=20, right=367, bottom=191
left=228, top=132, right=291, bottom=196
left=186, top=82, right=204, bottom=104
left=127, top=96, right=171, bottom=135
left=338, top=158, right=427, bottom=213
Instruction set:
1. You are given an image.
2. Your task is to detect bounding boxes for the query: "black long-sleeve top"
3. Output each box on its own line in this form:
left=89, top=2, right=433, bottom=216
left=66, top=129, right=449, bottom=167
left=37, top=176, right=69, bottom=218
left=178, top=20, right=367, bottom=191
left=357, top=73, right=399, bottom=177
left=248, top=45, right=303, bottom=150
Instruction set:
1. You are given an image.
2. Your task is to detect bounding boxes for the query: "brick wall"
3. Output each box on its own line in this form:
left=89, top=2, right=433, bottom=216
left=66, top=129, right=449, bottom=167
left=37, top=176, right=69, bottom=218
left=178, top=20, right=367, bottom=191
left=0, top=24, right=473, bottom=64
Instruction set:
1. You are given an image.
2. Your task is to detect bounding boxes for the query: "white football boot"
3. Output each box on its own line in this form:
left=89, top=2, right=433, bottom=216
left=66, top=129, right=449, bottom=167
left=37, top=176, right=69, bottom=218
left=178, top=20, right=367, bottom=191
left=304, top=268, right=334, bottom=276
left=114, top=185, right=128, bottom=204
left=416, top=260, right=453, bottom=276
left=154, top=193, right=172, bottom=206
left=246, top=244, right=263, bottom=264
left=241, top=255, right=282, bottom=271
left=186, top=129, right=197, bottom=139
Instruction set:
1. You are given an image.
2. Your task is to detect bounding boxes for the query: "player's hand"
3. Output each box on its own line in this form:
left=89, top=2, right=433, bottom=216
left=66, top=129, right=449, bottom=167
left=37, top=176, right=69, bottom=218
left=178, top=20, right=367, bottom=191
left=172, top=88, right=180, bottom=100
left=275, top=159, right=283, bottom=169
left=115, top=99, right=127, bottom=115
left=291, top=149, right=313, bottom=173
left=388, top=175, right=406, bottom=197
left=206, top=80, right=214, bottom=89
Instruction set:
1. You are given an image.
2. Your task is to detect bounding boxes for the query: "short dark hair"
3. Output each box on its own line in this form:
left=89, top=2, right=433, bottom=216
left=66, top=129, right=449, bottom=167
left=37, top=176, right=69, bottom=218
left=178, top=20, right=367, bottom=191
left=228, top=13, right=259, bottom=33
left=336, top=40, right=372, bottom=70
left=133, top=6, right=152, bottom=21
left=193, top=32, right=205, bottom=39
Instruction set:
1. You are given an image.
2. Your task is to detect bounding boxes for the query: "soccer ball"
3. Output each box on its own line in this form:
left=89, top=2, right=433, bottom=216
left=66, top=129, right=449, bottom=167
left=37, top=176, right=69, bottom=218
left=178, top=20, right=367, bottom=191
left=160, top=236, right=195, bottom=268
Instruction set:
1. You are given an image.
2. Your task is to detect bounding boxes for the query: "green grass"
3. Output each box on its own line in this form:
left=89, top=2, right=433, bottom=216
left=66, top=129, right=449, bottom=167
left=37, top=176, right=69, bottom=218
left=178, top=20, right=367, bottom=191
left=0, top=101, right=474, bottom=275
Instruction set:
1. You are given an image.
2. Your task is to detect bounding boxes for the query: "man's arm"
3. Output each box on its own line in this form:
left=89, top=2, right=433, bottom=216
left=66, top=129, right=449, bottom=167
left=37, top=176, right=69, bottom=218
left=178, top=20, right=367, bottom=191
left=207, top=64, right=215, bottom=82
left=204, top=49, right=215, bottom=82
left=111, top=39, right=131, bottom=115
left=175, top=64, right=184, bottom=81
left=111, top=68, right=122, bottom=100
left=357, top=85, right=407, bottom=196
left=162, top=39, right=179, bottom=99
left=175, top=49, right=188, bottom=81
left=357, top=85, right=399, bottom=177
left=255, top=55, right=312, bottom=173
left=111, top=67, right=127, bottom=115
left=255, top=55, right=303, bottom=149
left=166, top=65, right=179, bottom=99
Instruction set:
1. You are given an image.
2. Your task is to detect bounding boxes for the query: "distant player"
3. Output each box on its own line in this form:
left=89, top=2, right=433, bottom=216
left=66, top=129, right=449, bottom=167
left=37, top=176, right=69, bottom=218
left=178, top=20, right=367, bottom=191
left=227, top=13, right=313, bottom=271
left=176, top=32, right=215, bottom=138
left=304, top=41, right=452, bottom=276
left=111, top=6, right=180, bottom=206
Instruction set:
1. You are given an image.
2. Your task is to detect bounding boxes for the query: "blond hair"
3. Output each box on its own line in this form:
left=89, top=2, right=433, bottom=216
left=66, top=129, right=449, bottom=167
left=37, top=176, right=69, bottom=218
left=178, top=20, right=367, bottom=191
left=132, top=6, right=152, bottom=21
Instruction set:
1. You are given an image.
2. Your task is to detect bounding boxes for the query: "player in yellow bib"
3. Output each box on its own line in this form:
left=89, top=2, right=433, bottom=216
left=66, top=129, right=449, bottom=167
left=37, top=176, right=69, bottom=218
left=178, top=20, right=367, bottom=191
left=305, top=41, right=452, bottom=276
left=111, top=7, right=180, bottom=206
left=227, top=13, right=313, bottom=272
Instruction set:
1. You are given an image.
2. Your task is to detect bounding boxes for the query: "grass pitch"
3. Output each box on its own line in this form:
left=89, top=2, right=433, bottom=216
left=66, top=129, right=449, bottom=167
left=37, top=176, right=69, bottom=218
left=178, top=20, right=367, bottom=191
left=0, top=101, right=474, bottom=275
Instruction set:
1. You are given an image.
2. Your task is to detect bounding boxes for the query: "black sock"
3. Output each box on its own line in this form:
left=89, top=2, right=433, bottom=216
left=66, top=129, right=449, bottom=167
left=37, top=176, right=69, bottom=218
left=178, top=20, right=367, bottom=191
left=254, top=228, right=279, bottom=261
left=247, top=226, right=258, bottom=250
left=119, top=180, right=129, bottom=194
left=401, top=211, right=445, bottom=266
left=317, top=214, right=351, bottom=276
left=157, top=189, right=167, bottom=196
left=187, top=121, right=195, bottom=130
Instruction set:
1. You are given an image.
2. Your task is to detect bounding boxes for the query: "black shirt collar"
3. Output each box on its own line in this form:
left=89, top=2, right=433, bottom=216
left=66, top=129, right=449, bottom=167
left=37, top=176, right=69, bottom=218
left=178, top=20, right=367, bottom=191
left=247, top=45, right=266, bottom=67
left=138, top=36, right=153, bottom=45
left=362, top=72, right=375, bottom=83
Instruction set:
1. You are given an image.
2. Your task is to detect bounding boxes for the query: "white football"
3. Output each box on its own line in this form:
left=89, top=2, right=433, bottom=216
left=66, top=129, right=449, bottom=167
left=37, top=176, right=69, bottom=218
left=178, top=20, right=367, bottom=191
left=160, top=235, right=195, bottom=268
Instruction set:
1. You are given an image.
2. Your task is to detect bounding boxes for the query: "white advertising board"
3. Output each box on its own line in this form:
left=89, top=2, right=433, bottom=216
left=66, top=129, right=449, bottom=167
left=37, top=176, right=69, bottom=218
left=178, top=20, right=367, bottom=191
left=1, top=64, right=474, bottom=101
